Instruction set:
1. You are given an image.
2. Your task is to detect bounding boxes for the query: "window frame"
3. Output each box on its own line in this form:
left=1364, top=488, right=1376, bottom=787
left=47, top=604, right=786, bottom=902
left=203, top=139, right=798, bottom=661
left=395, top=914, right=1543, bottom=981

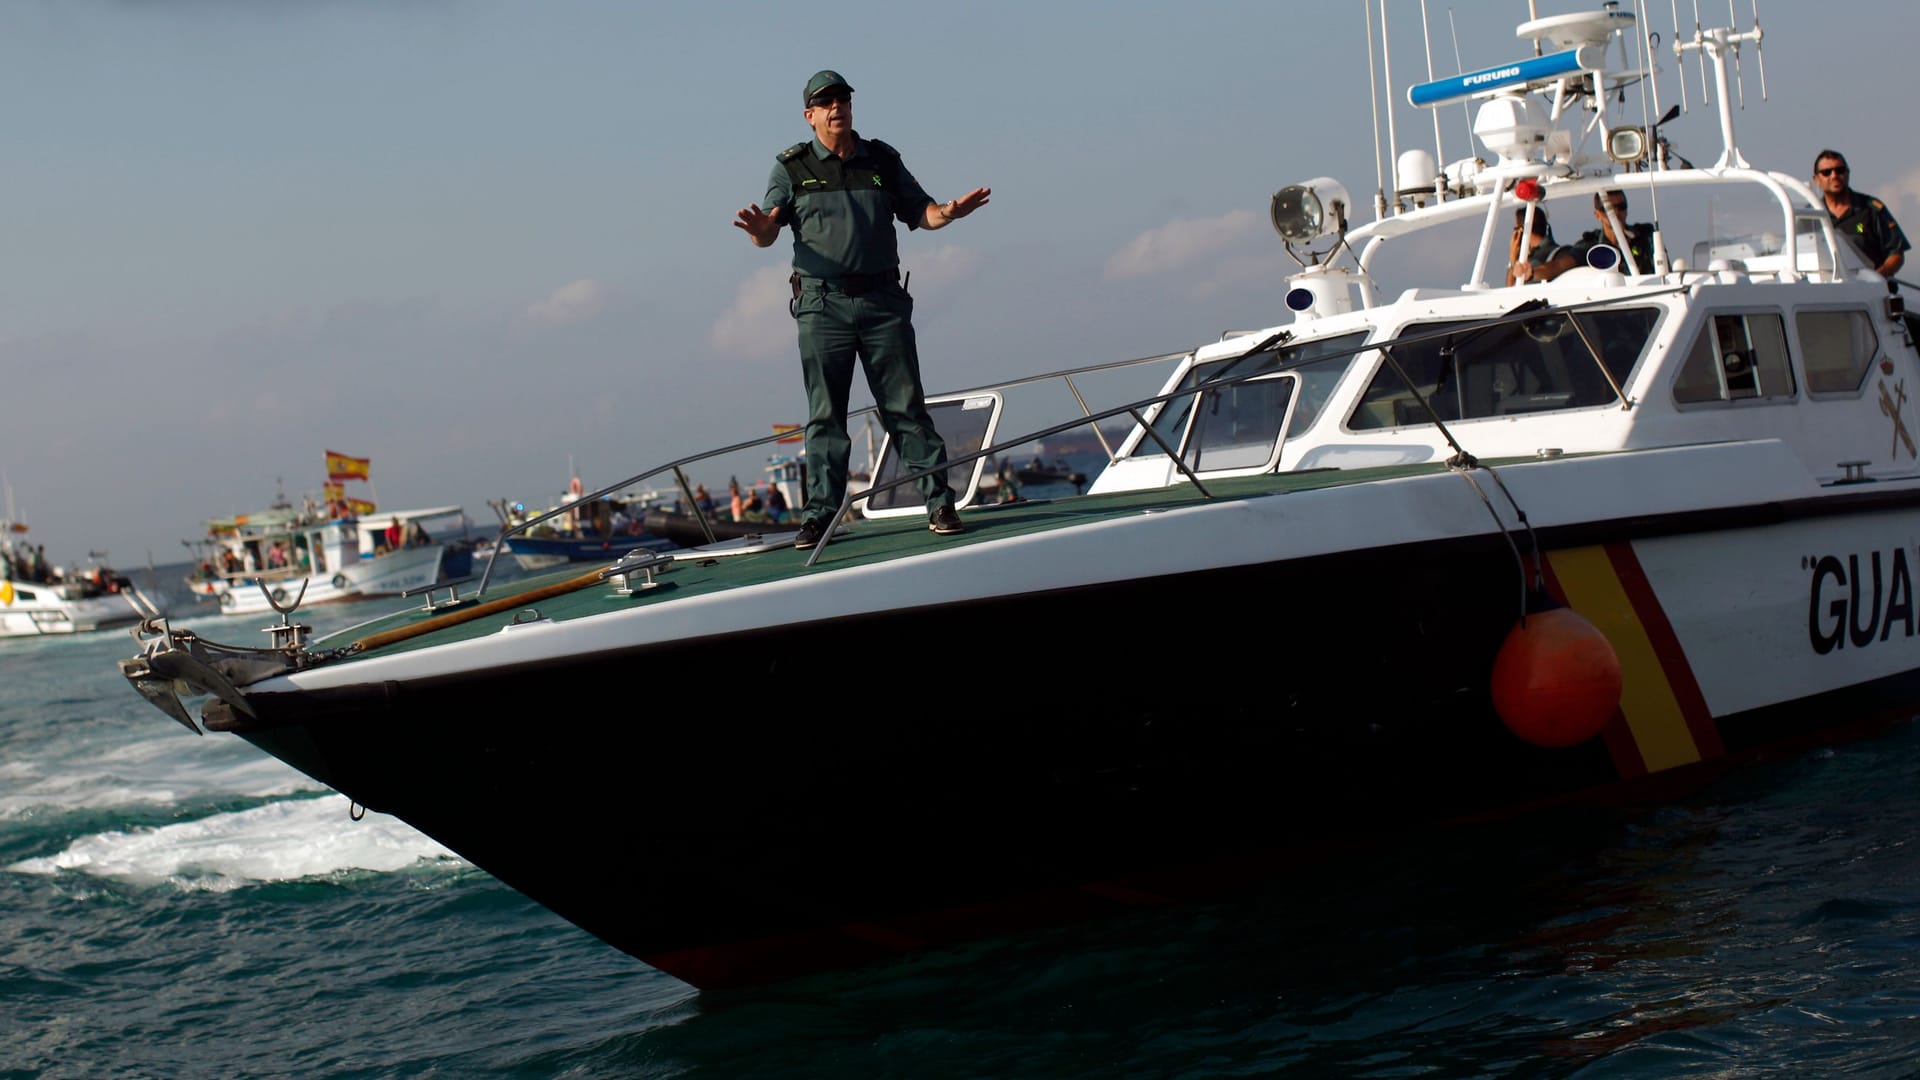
left=1671, top=309, right=1799, bottom=408
left=1793, top=304, right=1881, bottom=398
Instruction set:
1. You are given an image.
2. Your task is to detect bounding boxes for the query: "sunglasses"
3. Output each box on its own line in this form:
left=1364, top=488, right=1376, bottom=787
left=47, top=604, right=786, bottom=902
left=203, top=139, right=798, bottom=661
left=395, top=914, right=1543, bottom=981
left=1817, top=166, right=1849, bottom=177
left=808, top=90, right=851, bottom=108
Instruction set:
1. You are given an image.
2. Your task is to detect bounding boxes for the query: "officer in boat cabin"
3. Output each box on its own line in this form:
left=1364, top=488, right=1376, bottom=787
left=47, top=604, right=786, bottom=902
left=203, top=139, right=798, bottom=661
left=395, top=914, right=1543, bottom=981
left=1507, top=207, right=1560, bottom=286
left=1530, top=190, right=1654, bottom=281
left=1814, top=149, right=1909, bottom=282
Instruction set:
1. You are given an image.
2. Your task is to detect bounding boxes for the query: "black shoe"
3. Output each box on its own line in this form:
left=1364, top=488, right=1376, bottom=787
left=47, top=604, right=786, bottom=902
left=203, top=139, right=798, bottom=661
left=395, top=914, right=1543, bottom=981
left=793, top=518, right=827, bottom=550
left=928, top=504, right=965, bottom=536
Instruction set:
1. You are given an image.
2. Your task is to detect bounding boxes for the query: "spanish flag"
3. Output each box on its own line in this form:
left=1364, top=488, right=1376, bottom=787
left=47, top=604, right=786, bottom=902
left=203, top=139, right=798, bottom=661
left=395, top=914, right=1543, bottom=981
left=773, top=424, right=804, bottom=444
left=347, top=498, right=378, bottom=516
left=326, top=450, right=371, bottom=482
left=323, top=481, right=346, bottom=502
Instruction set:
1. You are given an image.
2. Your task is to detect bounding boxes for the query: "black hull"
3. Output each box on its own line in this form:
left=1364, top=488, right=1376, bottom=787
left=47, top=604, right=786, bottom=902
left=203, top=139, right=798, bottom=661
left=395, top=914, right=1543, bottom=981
left=203, top=534, right=1920, bottom=989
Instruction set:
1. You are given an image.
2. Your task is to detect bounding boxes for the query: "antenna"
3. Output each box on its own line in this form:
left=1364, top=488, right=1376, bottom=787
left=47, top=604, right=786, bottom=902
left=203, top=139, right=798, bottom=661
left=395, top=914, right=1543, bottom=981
left=1365, top=0, right=1387, bottom=220
left=1692, top=0, right=1709, bottom=104
left=1669, top=0, right=1689, bottom=113
left=1639, top=0, right=1660, bottom=167
left=1728, top=0, right=1744, bottom=109
left=1379, top=0, right=1402, bottom=213
left=1448, top=8, right=1473, bottom=162
left=1635, top=0, right=1671, bottom=271
left=1420, top=0, right=1446, bottom=175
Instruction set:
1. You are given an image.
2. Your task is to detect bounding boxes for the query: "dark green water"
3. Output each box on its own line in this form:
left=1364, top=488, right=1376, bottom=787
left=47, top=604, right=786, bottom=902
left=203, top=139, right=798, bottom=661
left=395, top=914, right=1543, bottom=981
left=4, top=590, right=1918, bottom=1078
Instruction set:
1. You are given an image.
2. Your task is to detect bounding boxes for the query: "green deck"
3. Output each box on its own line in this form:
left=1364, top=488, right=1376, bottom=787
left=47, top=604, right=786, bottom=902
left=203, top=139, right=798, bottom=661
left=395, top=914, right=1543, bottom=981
left=314, top=462, right=1451, bottom=660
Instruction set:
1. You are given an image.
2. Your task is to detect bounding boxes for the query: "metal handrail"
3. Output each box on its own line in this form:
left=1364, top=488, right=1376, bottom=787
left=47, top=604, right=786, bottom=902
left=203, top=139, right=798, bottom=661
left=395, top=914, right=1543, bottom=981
left=473, top=289, right=1687, bottom=589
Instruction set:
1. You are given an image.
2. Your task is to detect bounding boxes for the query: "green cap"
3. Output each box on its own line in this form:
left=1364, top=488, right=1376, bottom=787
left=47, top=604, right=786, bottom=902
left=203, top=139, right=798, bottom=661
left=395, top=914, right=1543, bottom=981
left=803, top=70, right=853, bottom=105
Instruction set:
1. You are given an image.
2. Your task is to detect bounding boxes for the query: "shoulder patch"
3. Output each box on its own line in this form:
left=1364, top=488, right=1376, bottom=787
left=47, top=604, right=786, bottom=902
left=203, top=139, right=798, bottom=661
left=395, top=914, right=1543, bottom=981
left=1873, top=199, right=1887, bottom=210
left=777, top=142, right=809, bottom=162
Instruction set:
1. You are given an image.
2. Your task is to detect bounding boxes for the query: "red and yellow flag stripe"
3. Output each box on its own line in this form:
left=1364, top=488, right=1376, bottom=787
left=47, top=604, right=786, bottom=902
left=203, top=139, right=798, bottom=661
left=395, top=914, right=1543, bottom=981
left=1542, top=542, right=1723, bottom=778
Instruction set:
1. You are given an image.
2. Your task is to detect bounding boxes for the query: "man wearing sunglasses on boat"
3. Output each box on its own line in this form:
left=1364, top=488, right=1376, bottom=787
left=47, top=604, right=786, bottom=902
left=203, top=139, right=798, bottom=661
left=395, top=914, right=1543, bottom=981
left=734, top=69, right=992, bottom=550
left=1814, top=150, right=1909, bottom=282
left=1525, top=190, right=1653, bottom=282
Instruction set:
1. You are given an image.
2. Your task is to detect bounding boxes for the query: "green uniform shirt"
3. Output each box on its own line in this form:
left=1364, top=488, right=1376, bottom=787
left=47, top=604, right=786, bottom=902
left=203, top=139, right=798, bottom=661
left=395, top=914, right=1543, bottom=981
left=1829, top=190, right=1910, bottom=269
left=761, top=134, right=934, bottom=279
left=1571, top=221, right=1654, bottom=271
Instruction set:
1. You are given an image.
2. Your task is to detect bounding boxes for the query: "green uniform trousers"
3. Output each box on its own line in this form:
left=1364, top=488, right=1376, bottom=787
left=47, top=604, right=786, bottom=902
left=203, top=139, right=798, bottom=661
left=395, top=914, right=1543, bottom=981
left=795, top=280, right=954, bottom=521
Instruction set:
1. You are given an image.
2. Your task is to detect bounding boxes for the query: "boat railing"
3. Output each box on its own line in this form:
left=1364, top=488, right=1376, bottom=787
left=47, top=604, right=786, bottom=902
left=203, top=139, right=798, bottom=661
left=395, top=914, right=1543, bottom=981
left=467, top=347, right=1191, bottom=596
left=1350, top=165, right=1837, bottom=296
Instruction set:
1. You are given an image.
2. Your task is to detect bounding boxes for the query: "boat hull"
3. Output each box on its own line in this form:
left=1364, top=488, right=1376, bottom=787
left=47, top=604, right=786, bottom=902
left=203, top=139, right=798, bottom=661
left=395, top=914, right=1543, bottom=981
left=0, top=583, right=142, bottom=637
left=503, top=533, right=675, bottom=571
left=202, top=545, right=448, bottom=616
left=202, top=498, right=1920, bottom=988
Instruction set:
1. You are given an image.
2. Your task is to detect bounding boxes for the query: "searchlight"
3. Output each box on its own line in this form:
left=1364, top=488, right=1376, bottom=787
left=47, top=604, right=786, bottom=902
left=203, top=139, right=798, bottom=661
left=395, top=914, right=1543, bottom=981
left=1270, top=178, right=1351, bottom=243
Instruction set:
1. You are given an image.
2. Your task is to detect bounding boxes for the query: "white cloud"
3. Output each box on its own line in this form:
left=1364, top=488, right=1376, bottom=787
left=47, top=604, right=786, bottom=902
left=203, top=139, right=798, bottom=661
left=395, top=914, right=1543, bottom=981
left=900, top=244, right=983, bottom=292
left=1884, top=164, right=1920, bottom=222
left=710, top=264, right=796, bottom=358
left=709, top=248, right=986, bottom=358
left=526, top=279, right=607, bottom=326
left=1104, top=209, right=1265, bottom=280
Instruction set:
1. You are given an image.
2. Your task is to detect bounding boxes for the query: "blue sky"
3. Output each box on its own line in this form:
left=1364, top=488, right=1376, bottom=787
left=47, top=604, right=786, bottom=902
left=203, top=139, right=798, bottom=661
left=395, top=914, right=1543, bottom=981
left=3, top=0, right=1912, bottom=570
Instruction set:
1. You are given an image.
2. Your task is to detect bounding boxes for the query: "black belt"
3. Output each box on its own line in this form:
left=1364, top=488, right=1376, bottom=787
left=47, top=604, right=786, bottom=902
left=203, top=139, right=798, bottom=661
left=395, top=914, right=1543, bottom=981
left=803, top=270, right=899, bottom=295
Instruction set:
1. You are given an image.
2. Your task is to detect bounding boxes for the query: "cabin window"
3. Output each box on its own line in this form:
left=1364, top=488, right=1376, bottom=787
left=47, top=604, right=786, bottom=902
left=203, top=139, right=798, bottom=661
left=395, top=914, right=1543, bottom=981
left=1673, top=312, right=1795, bottom=404
left=1796, top=309, right=1878, bottom=394
left=1134, top=332, right=1366, bottom=458
left=1348, top=307, right=1657, bottom=430
left=1183, top=373, right=1299, bottom=471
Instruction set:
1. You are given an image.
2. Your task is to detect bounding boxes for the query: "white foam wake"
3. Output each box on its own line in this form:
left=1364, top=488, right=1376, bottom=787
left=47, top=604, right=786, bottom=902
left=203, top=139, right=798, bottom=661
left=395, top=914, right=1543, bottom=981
left=7, top=795, right=460, bottom=889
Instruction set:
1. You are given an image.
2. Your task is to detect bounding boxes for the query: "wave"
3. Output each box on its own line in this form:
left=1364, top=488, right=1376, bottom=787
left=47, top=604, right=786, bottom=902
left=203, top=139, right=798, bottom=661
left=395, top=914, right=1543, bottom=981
left=6, top=795, right=459, bottom=889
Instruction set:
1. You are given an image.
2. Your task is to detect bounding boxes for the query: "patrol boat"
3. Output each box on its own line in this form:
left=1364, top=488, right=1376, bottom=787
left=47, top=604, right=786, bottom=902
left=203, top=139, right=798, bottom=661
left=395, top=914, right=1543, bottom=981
left=117, top=4, right=1920, bottom=990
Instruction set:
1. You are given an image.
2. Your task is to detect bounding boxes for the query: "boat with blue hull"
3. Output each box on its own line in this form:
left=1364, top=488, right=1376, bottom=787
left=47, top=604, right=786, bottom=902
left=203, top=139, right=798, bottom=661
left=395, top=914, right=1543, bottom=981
left=118, top=5, right=1920, bottom=990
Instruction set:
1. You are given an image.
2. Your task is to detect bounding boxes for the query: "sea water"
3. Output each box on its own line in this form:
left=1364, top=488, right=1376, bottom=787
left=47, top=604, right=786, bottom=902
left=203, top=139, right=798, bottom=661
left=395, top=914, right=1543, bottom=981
left=3, top=572, right=1919, bottom=1078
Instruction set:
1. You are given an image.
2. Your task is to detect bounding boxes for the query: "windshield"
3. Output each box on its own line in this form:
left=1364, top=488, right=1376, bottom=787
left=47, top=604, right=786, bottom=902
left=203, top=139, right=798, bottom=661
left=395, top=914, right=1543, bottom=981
left=1348, top=307, right=1659, bottom=429
left=1133, top=331, right=1368, bottom=457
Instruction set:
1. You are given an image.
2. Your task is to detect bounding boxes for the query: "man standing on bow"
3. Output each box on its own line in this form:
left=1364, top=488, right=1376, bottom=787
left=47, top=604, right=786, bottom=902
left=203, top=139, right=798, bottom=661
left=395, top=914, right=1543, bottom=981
left=734, top=69, right=991, bottom=550
left=1814, top=149, right=1908, bottom=281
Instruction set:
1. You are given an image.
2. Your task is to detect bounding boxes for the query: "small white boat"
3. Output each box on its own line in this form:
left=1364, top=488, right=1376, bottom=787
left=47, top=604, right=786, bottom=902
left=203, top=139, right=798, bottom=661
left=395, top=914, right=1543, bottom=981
left=1, top=519, right=145, bottom=638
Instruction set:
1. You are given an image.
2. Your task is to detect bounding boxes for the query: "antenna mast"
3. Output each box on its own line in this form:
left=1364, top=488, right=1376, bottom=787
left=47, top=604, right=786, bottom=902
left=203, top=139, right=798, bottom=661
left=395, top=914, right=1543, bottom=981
left=1379, top=0, right=1401, bottom=212
left=1364, top=0, right=1387, bottom=220
left=1420, top=0, right=1445, bottom=172
left=1673, top=5, right=1763, bottom=168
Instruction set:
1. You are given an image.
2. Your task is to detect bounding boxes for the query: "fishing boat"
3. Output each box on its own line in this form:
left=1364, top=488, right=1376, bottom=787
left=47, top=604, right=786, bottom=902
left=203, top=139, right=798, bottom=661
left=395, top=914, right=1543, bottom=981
left=119, top=5, right=1920, bottom=991
left=486, top=482, right=678, bottom=572
left=184, top=496, right=469, bottom=616
left=1, top=519, right=149, bottom=638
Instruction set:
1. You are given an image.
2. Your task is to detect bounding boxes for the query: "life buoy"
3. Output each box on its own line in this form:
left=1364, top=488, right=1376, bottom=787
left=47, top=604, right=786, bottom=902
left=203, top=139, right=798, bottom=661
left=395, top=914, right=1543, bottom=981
left=270, top=587, right=288, bottom=604
left=332, top=573, right=349, bottom=590
left=218, top=590, right=236, bottom=609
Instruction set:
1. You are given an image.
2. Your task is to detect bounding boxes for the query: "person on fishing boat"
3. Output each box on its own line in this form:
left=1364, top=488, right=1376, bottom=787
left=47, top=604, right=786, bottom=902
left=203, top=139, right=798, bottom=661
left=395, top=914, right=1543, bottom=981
left=1814, top=150, right=1909, bottom=282
left=734, top=69, right=989, bottom=549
